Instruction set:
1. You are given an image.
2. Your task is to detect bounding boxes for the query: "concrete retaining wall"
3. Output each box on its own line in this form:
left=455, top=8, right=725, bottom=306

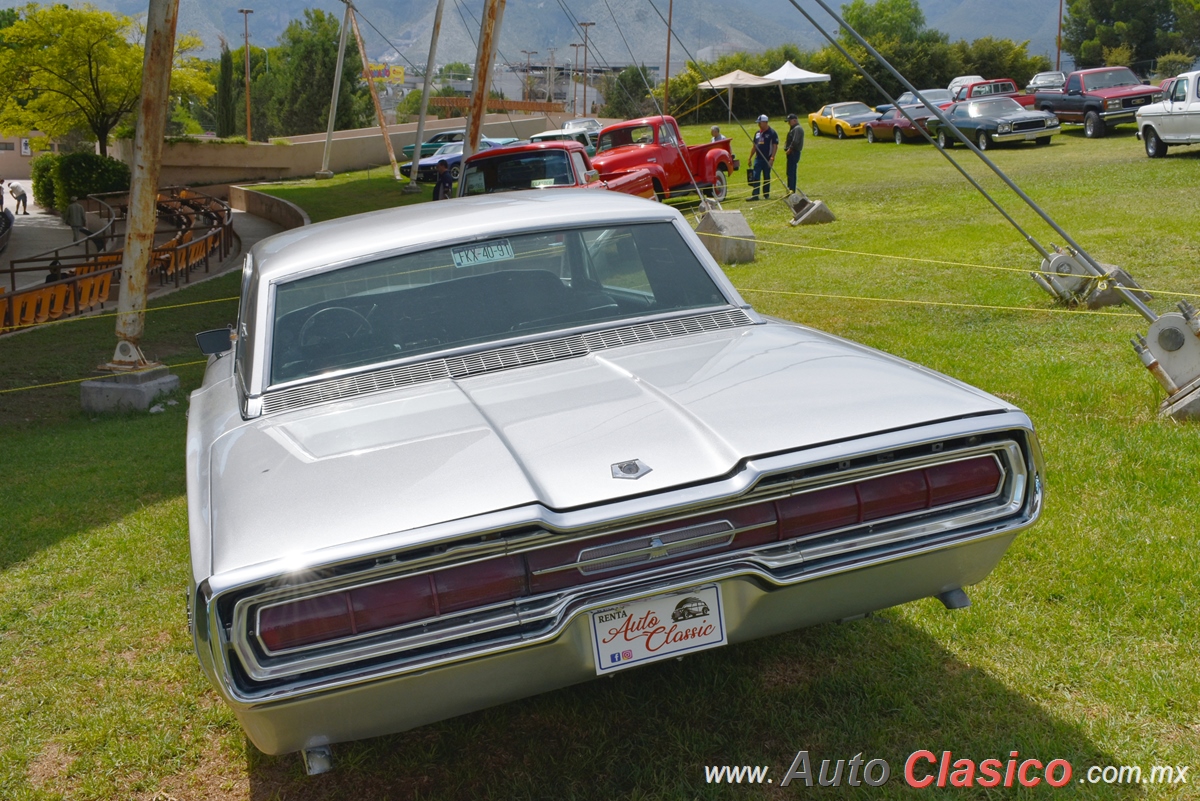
left=114, top=115, right=554, bottom=187
left=228, top=186, right=310, bottom=230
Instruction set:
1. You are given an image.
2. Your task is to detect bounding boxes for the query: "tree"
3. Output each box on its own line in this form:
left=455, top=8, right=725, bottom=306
left=266, top=9, right=369, bottom=137
left=438, top=61, right=473, bottom=81
left=215, top=42, right=237, bottom=138
left=1063, top=0, right=1181, bottom=68
left=602, top=64, right=654, bottom=119
left=0, top=5, right=212, bottom=156
left=840, top=0, right=929, bottom=45
left=952, top=37, right=1051, bottom=88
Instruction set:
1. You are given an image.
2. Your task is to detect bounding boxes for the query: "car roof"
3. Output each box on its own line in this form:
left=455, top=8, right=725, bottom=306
left=251, top=190, right=668, bottom=286
left=464, top=140, right=586, bottom=161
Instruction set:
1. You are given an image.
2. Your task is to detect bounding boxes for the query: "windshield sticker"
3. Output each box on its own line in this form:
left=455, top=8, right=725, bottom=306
left=530, top=178, right=555, bottom=187
left=452, top=239, right=515, bottom=268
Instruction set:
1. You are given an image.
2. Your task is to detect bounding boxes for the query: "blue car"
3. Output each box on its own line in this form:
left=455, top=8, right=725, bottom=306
left=401, top=139, right=510, bottom=182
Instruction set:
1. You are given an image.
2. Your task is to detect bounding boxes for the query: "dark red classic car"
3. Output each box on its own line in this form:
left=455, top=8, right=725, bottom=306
left=866, top=105, right=938, bottom=144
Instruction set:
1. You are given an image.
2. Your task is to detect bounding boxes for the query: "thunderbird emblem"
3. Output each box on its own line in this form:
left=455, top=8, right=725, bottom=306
left=611, top=459, right=652, bottom=480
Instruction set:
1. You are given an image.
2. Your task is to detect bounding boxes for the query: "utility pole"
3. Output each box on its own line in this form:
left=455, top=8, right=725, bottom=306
left=1056, top=0, right=1063, bottom=72
left=547, top=47, right=556, bottom=103
left=346, top=1, right=400, bottom=180
left=110, top=0, right=179, bottom=370
left=663, top=0, right=673, bottom=113
left=407, top=0, right=445, bottom=192
left=238, top=8, right=252, bottom=140
left=579, top=22, right=594, bottom=116
left=570, top=42, right=583, bottom=114
left=464, top=0, right=506, bottom=162
left=521, top=49, right=537, bottom=101
left=316, top=2, right=352, bottom=178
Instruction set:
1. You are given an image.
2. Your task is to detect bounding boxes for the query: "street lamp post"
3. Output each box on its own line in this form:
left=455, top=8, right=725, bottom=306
left=238, top=8, right=253, bottom=140
left=547, top=47, right=556, bottom=103
left=569, top=42, right=583, bottom=114
left=579, top=22, right=594, bottom=115
left=521, top=49, right=537, bottom=100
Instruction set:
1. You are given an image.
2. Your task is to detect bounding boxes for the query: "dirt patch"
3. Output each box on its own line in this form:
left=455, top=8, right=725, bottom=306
left=140, top=736, right=249, bottom=801
left=27, top=741, right=71, bottom=791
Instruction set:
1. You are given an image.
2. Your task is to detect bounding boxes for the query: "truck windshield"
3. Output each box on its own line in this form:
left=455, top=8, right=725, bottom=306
left=596, top=125, right=654, bottom=153
left=461, top=150, right=575, bottom=195
left=1085, top=68, right=1140, bottom=90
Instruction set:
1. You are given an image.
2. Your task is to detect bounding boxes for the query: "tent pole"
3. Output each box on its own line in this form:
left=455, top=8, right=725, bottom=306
left=779, top=84, right=786, bottom=113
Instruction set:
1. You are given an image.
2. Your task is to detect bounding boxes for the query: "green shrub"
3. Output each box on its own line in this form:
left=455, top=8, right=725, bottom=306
left=50, top=152, right=131, bottom=212
left=29, top=153, right=60, bottom=210
left=1154, top=52, right=1195, bottom=80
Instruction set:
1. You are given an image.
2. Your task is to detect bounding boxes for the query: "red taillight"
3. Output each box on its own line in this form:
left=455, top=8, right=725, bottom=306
left=435, top=556, right=526, bottom=614
left=778, top=455, right=1002, bottom=539
left=778, top=484, right=858, bottom=538
left=259, top=557, right=526, bottom=652
left=257, top=455, right=1004, bottom=651
left=927, top=457, right=1002, bottom=505
left=259, top=593, right=354, bottom=651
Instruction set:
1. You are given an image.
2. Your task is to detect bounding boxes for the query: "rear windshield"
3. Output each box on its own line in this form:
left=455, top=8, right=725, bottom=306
left=269, top=223, right=728, bottom=385
left=462, top=150, right=576, bottom=194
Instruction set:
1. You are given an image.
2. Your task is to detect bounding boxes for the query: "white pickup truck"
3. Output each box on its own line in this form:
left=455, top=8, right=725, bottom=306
left=1136, top=69, right=1200, bottom=157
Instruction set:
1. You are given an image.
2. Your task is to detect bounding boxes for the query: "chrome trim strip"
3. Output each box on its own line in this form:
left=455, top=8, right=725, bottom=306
left=260, top=308, right=754, bottom=416
left=533, top=519, right=745, bottom=576
left=225, top=441, right=1027, bottom=682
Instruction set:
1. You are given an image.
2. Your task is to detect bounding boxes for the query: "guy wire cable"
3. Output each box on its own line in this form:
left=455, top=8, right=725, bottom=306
left=554, top=0, right=660, bottom=114
left=790, top=0, right=1156, bottom=320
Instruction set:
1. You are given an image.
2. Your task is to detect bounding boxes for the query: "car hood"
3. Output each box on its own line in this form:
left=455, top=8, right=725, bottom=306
left=1086, top=84, right=1159, bottom=98
left=206, top=322, right=1011, bottom=574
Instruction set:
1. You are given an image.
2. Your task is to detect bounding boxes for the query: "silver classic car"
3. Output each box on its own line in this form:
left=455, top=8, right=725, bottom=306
left=187, top=191, right=1043, bottom=770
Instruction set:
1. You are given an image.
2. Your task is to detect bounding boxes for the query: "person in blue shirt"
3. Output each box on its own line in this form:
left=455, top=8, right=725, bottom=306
left=748, top=114, right=778, bottom=201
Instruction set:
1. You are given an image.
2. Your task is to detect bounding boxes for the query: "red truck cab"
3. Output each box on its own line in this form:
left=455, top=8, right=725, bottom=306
left=590, top=115, right=738, bottom=201
left=459, top=140, right=656, bottom=200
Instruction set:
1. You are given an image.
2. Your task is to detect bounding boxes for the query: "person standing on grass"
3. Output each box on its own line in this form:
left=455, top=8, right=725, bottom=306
left=710, top=125, right=724, bottom=142
left=433, top=159, right=454, bottom=201
left=9, top=181, right=28, bottom=214
left=783, top=113, right=804, bottom=194
left=748, top=114, right=778, bottom=201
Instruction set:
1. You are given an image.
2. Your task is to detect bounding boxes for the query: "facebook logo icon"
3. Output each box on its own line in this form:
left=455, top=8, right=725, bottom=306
left=610, top=653, right=622, bottom=663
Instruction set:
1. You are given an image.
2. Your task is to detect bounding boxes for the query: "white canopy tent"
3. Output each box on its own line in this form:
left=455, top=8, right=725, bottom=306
left=762, top=61, right=831, bottom=113
left=700, top=69, right=780, bottom=122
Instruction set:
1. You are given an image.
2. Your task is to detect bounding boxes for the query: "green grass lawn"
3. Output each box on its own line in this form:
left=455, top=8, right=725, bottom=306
left=2, top=122, right=1198, bottom=800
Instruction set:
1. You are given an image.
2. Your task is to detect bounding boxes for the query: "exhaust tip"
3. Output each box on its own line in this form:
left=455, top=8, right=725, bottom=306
left=937, top=588, right=971, bottom=610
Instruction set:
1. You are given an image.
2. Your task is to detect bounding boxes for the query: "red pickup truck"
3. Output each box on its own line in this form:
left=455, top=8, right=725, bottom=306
left=1034, top=67, right=1164, bottom=137
left=590, top=115, right=738, bottom=201
left=459, top=140, right=656, bottom=199
left=950, top=78, right=1037, bottom=108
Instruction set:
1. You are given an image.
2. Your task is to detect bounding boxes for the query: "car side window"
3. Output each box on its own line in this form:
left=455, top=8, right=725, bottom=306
left=659, top=124, right=677, bottom=145
left=822, top=107, right=830, bottom=116
left=1067, top=74, right=1081, bottom=93
left=570, top=151, right=589, bottom=181
left=1173, top=79, right=1188, bottom=102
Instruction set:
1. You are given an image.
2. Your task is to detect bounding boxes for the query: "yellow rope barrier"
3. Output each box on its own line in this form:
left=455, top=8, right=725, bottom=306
left=738, top=287, right=1141, bottom=317
left=0, top=359, right=210, bottom=395
left=700, top=230, right=1200, bottom=300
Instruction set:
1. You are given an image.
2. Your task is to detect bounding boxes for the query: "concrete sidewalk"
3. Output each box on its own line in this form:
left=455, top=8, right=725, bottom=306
left=1, top=199, right=285, bottom=297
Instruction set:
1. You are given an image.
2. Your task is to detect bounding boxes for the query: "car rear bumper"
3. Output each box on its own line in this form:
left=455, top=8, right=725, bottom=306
left=222, top=525, right=1025, bottom=755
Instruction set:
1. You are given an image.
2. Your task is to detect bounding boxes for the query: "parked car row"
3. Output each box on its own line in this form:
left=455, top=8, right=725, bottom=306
left=814, top=67, right=1173, bottom=151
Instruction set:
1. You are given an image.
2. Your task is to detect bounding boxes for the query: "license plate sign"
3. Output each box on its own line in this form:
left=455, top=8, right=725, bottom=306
left=451, top=239, right=514, bottom=269
left=590, top=585, right=726, bottom=674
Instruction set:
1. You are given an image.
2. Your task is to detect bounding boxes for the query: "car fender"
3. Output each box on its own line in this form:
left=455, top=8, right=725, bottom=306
left=702, top=147, right=734, bottom=181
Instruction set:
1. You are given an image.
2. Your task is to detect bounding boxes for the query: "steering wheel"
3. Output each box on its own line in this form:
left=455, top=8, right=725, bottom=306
left=298, top=306, right=373, bottom=348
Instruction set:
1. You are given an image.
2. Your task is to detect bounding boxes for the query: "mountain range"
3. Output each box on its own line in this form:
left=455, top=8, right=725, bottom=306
left=0, top=0, right=1066, bottom=72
